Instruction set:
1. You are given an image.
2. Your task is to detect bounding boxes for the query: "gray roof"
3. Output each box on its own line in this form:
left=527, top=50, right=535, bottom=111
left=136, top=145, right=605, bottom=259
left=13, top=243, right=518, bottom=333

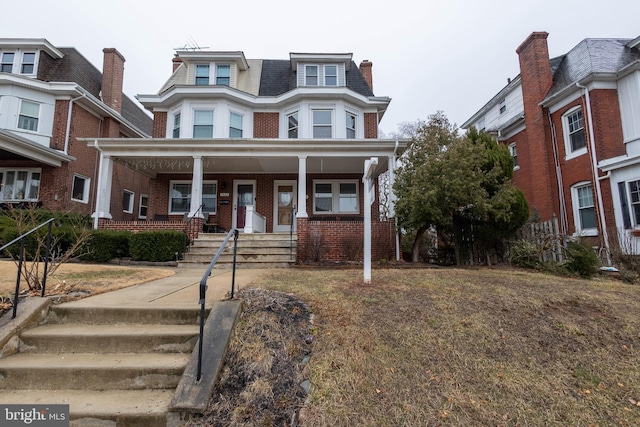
left=546, top=38, right=639, bottom=99
left=258, top=60, right=374, bottom=97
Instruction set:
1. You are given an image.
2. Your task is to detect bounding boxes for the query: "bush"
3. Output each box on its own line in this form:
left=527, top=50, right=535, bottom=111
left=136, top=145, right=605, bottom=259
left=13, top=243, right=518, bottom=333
left=129, top=231, right=185, bottom=262
left=81, top=230, right=132, bottom=262
left=564, top=239, right=600, bottom=278
left=509, top=240, right=542, bottom=269
left=341, top=233, right=362, bottom=261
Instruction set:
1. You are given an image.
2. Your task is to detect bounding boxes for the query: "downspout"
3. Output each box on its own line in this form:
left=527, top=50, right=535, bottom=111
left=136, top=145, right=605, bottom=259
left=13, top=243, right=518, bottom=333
left=92, top=139, right=102, bottom=230
left=576, top=82, right=611, bottom=264
left=548, top=110, right=569, bottom=235
left=392, top=140, right=400, bottom=261
left=64, top=93, right=86, bottom=154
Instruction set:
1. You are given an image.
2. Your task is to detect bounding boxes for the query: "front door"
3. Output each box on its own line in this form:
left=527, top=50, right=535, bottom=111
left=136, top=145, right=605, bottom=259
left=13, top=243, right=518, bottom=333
left=233, top=180, right=255, bottom=230
left=273, top=181, right=297, bottom=233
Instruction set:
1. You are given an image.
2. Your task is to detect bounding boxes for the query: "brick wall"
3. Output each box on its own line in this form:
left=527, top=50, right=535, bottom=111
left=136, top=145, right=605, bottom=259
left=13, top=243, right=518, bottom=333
left=254, top=112, right=279, bottom=138
left=364, top=113, right=378, bottom=138
left=153, top=112, right=168, bottom=138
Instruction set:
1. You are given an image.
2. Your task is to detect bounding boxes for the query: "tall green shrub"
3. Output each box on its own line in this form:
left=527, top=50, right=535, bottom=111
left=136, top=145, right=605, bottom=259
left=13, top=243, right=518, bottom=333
left=81, top=230, right=132, bottom=262
left=129, top=231, right=185, bottom=262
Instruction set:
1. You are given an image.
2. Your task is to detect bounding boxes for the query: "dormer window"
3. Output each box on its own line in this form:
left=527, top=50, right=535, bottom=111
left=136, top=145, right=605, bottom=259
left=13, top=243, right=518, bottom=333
left=195, top=64, right=209, bottom=85
left=499, top=98, right=507, bottom=114
left=305, top=65, right=318, bottom=86
left=1, top=52, right=14, bottom=72
left=325, top=65, right=337, bottom=86
left=216, top=65, right=230, bottom=86
left=21, top=52, right=35, bottom=74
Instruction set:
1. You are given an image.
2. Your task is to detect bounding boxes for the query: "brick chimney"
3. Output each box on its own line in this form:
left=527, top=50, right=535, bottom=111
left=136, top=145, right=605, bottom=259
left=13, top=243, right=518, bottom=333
left=172, top=55, right=183, bottom=73
left=359, top=60, right=373, bottom=91
left=516, top=31, right=557, bottom=221
left=101, top=48, right=125, bottom=113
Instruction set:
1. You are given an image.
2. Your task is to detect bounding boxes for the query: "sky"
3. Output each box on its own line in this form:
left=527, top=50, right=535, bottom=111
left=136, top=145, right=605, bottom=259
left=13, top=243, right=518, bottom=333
left=1, top=0, right=639, bottom=135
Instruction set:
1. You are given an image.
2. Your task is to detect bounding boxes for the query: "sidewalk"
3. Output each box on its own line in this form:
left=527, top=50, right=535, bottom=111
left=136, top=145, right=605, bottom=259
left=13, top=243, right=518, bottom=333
left=61, top=267, right=274, bottom=309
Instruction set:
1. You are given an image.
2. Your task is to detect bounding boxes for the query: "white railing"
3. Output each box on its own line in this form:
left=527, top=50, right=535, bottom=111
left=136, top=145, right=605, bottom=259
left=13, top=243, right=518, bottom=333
left=244, top=206, right=266, bottom=233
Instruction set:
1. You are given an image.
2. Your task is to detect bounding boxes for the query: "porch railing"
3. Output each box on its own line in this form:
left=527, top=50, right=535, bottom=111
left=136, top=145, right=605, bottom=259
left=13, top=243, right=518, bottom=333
left=182, top=204, right=205, bottom=255
left=197, top=228, right=239, bottom=382
left=244, top=206, right=266, bottom=233
left=0, top=218, right=55, bottom=319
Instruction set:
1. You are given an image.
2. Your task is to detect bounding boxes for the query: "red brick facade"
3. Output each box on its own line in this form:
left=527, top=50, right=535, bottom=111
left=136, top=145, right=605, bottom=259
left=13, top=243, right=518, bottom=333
left=254, top=112, right=279, bottom=138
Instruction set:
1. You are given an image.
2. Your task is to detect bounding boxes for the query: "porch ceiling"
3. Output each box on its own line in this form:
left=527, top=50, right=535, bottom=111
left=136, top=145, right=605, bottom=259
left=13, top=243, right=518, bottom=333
left=0, top=130, right=75, bottom=167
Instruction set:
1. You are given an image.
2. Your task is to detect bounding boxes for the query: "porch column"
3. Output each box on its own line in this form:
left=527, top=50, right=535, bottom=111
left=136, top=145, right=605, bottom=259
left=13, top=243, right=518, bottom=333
left=189, top=155, right=204, bottom=218
left=92, top=151, right=113, bottom=229
left=297, top=156, right=308, bottom=218
left=388, top=155, right=400, bottom=261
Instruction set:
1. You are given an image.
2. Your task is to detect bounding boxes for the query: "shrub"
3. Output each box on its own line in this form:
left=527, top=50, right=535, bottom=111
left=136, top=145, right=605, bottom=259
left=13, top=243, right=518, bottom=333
left=341, top=233, right=362, bottom=261
left=564, top=239, right=600, bottom=278
left=81, top=230, right=132, bottom=262
left=509, top=239, right=542, bottom=269
left=129, top=231, right=185, bottom=262
left=307, top=232, right=327, bottom=262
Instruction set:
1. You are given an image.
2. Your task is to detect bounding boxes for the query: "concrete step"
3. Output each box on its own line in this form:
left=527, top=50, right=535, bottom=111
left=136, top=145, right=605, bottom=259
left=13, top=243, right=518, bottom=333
left=178, top=260, right=295, bottom=269
left=184, top=253, right=296, bottom=263
left=20, top=324, right=199, bottom=354
left=197, top=232, right=296, bottom=242
left=189, top=245, right=295, bottom=254
left=0, top=389, right=174, bottom=426
left=47, top=305, right=205, bottom=325
left=0, top=352, right=189, bottom=390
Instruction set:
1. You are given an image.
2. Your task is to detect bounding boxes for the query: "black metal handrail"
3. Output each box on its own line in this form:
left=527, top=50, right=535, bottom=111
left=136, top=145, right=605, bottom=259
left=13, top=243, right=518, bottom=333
left=0, top=218, right=55, bottom=319
left=182, top=204, right=205, bottom=256
left=196, top=228, right=239, bottom=382
left=290, top=204, right=297, bottom=261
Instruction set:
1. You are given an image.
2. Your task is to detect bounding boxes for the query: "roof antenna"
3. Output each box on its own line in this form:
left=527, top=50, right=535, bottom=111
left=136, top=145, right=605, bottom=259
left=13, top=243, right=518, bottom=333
left=174, top=36, right=209, bottom=52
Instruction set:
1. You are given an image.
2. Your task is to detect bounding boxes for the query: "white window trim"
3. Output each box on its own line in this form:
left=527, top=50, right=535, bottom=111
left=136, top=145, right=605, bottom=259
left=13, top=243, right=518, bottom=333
left=169, top=180, right=218, bottom=215
left=624, top=178, right=640, bottom=229
left=71, top=173, right=90, bottom=203
left=0, top=168, right=41, bottom=202
left=313, top=179, right=360, bottom=214
left=192, top=107, right=214, bottom=138
left=305, top=64, right=319, bottom=86
left=17, top=99, right=40, bottom=133
left=508, top=142, right=519, bottom=171
left=571, top=181, right=598, bottom=236
left=229, top=109, right=244, bottom=138
left=123, top=189, right=134, bottom=213
left=195, top=64, right=211, bottom=85
left=499, top=99, right=507, bottom=115
left=139, top=194, right=148, bottom=219
left=311, top=108, right=334, bottom=139
left=345, top=109, right=359, bottom=139
left=215, top=64, right=231, bottom=86
left=563, top=106, right=588, bottom=160
left=324, top=65, right=338, bottom=86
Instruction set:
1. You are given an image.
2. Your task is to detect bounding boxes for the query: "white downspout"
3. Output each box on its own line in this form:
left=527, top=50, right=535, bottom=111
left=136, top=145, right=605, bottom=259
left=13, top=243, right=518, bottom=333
left=92, top=139, right=102, bottom=230
left=391, top=140, right=400, bottom=261
left=576, top=82, right=611, bottom=264
left=64, top=93, right=86, bottom=154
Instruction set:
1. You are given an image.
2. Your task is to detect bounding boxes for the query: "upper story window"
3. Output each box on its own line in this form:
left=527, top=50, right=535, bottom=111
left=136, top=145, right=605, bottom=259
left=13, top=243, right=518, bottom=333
left=346, top=112, right=356, bottom=139
left=193, top=109, right=213, bottom=138
left=571, top=182, right=597, bottom=236
left=508, top=142, right=518, bottom=170
left=230, top=112, right=243, bottom=137
left=325, top=65, right=337, bottom=86
left=303, top=64, right=341, bottom=86
left=287, top=112, right=298, bottom=139
left=564, top=107, right=587, bottom=158
left=312, top=110, right=332, bottom=138
left=216, top=65, right=230, bottom=86
left=0, top=169, right=41, bottom=201
left=18, top=100, right=39, bottom=132
left=305, top=65, right=318, bottom=86
left=172, top=113, right=181, bottom=138
left=1, top=52, right=14, bottom=72
left=499, top=99, right=507, bottom=114
left=21, top=52, right=35, bottom=74
left=71, top=174, right=90, bottom=203
left=195, top=64, right=210, bottom=85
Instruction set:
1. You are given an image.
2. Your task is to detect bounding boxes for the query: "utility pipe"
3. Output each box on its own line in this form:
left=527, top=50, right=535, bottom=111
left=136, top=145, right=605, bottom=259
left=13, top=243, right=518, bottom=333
left=64, top=93, right=86, bottom=154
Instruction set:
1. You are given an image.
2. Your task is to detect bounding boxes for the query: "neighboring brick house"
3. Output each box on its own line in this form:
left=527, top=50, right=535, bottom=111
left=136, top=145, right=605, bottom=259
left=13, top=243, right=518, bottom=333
left=86, top=50, right=406, bottom=262
left=0, top=38, right=153, bottom=222
left=462, top=32, right=640, bottom=255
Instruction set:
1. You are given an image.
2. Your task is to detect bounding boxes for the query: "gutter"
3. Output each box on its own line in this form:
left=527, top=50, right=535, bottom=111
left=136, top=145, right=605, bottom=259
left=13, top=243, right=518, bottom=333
left=64, top=93, right=86, bottom=154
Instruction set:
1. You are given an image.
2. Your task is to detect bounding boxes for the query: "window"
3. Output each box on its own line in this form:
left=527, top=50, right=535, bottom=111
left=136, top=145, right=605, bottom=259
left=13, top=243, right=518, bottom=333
left=193, top=110, right=213, bottom=138
left=0, top=169, right=41, bottom=201
left=572, top=182, right=597, bottom=235
left=313, top=180, right=359, bottom=214
left=122, top=190, right=134, bottom=213
left=287, top=112, right=298, bottom=138
left=324, top=65, right=337, bottom=86
left=509, top=142, right=518, bottom=169
left=564, top=107, right=587, bottom=156
left=628, top=180, right=640, bottom=228
left=172, top=113, right=181, bottom=138
left=21, top=52, right=35, bottom=74
left=499, top=99, right=507, bottom=114
left=1, top=52, right=14, bottom=72
left=18, top=100, right=39, bottom=132
left=230, top=112, right=243, bottom=137
left=139, top=195, right=148, bottom=219
left=312, top=110, right=332, bottom=138
left=305, top=65, right=318, bottom=86
left=195, top=64, right=209, bottom=85
left=216, top=64, right=230, bottom=86
left=170, top=181, right=217, bottom=214
left=71, top=174, right=90, bottom=203
left=346, top=112, right=356, bottom=139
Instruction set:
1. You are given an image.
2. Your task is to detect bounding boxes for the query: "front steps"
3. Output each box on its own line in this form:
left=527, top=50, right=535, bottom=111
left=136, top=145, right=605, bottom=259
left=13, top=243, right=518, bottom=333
left=181, top=232, right=297, bottom=268
left=0, top=304, right=204, bottom=426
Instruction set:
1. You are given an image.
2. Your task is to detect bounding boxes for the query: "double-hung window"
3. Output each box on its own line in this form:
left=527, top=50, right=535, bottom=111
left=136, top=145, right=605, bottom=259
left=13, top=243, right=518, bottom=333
left=0, top=169, right=41, bottom=201
left=172, top=113, right=181, bottom=138
left=571, top=182, right=597, bottom=235
left=324, top=65, right=337, bottom=86
left=170, top=181, right=217, bottom=214
left=346, top=112, right=356, bottom=139
left=139, top=195, right=148, bottom=219
left=564, top=107, right=587, bottom=157
left=1, top=52, right=14, bottom=72
left=193, top=110, right=213, bottom=138
left=313, top=180, right=359, bottom=214
left=287, top=112, right=298, bottom=138
left=18, top=100, right=39, bottom=132
left=229, top=112, right=243, bottom=137
left=312, top=110, right=332, bottom=138
left=195, top=64, right=209, bottom=85
left=305, top=65, right=318, bottom=86
left=216, top=64, right=230, bottom=86
left=123, top=190, right=134, bottom=213
left=71, top=174, right=90, bottom=203
left=619, top=179, right=640, bottom=229
left=499, top=98, right=507, bottom=114
left=21, top=52, right=35, bottom=74
left=509, top=142, right=518, bottom=169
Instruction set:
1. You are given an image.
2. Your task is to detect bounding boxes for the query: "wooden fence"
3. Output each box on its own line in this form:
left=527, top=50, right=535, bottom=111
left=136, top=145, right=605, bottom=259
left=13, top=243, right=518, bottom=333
left=518, top=215, right=564, bottom=262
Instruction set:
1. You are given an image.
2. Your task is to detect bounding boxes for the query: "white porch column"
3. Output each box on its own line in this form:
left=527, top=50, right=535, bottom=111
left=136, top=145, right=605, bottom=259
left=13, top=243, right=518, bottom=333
left=92, top=151, right=113, bottom=229
left=189, top=155, right=204, bottom=218
left=388, top=155, right=400, bottom=261
left=297, top=156, right=308, bottom=218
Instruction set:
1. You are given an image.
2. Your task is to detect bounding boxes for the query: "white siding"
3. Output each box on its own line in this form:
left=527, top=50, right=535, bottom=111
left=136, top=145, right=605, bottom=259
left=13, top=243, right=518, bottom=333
left=0, top=86, right=54, bottom=147
left=619, top=71, right=640, bottom=144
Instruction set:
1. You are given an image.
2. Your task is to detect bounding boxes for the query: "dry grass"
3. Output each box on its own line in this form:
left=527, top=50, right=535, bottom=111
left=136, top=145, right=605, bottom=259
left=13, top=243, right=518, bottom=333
left=243, top=267, right=640, bottom=426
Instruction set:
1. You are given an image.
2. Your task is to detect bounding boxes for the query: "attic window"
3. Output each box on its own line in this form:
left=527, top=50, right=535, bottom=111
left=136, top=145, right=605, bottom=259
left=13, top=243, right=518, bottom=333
left=195, top=64, right=209, bottom=85
left=305, top=65, right=318, bottom=86
left=1, top=52, right=14, bottom=72
left=21, top=52, right=35, bottom=74
left=216, top=64, right=230, bottom=86
left=499, top=99, right=507, bottom=115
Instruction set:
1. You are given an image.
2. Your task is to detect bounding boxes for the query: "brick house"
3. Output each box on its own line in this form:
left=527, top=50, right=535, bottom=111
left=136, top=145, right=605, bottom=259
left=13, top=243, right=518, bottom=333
left=462, top=32, right=640, bottom=255
left=85, top=49, right=406, bottom=262
left=0, top=38, right=153, bottom=221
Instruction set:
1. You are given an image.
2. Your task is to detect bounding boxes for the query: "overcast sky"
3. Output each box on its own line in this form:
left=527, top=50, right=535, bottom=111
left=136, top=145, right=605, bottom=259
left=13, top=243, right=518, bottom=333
left=1, top=0, right=638, bottom=135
